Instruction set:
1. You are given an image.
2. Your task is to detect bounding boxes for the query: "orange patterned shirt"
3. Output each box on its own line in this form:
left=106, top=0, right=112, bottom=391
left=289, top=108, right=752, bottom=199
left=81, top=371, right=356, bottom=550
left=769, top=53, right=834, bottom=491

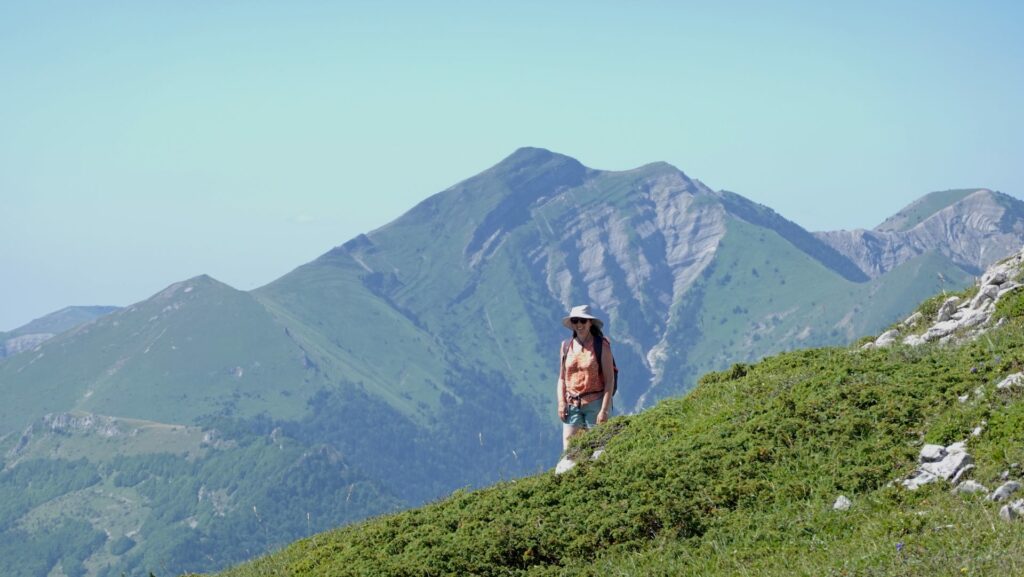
left=562, top=337, right=609, bottom=399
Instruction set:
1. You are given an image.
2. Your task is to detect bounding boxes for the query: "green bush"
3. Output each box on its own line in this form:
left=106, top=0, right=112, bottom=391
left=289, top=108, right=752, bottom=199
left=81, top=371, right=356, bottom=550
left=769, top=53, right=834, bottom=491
left=994, top=286, right=1024, bottom=321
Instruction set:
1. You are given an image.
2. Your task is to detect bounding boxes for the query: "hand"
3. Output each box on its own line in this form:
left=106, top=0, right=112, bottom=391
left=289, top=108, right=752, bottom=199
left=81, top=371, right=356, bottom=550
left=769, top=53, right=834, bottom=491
left=597, top=409, right=609, bottom=424
left=558, top=404, right=567, bottom=421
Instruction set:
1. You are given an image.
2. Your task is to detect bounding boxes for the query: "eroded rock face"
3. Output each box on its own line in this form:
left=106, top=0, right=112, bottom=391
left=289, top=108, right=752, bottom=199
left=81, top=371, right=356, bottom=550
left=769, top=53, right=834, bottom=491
left=3, top=333, right=54, bottom=357
left=42, top=412, right=122, bottom=437
left=817, top=190, right=1024, bottom=279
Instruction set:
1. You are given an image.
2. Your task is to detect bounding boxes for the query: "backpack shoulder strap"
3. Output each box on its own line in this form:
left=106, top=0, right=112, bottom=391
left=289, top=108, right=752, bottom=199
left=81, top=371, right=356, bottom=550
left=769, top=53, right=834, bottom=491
left=560, top=339, right=571, bottom=381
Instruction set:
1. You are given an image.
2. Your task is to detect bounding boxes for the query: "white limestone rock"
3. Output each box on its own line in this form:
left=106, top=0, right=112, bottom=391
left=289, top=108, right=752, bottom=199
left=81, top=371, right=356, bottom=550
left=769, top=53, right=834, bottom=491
left=971, top=421, right=986, bottom=437
left=950, top=464, right=976, bottom=487
left=902, top=334, right=927, bottom=347
left=951, top=480, right=988, bottom=495
left=946, top=441, right=968, bottom=454
left=903, top=470, right=939, bottom=490
left=902, top=311, right=924, bottom=327
left=936, top=297, right=961, bottom=322
left=555, top=457, right=576, bottom=475
left=919, top=444, right=947, bottom=463
left=996, top=372, right=1024, bottom=390
left=982, top=270, right=1008, bottom=286
left=833, top=495, right=852, bottom=511
left=999, top=499, right=1024, bottom=522
left=988, top=481, right=1022, bottom=502
left=874, top=329, right=900, bottom=348
left=923, top=320, right=960, bottom=342
left=922, top=452, right=973, bottom=481
left=971, top=283, right=1000, bottom=308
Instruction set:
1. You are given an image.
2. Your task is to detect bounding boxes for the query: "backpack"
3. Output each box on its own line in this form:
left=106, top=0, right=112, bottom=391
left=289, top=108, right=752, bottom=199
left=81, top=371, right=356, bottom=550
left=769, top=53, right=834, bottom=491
left=561, top=336, right=618, bottom=396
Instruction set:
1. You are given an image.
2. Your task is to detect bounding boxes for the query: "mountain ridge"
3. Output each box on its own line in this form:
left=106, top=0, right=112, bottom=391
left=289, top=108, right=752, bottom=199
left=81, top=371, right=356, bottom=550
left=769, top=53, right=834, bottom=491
left=0, top=306, right=120, bottom=360
left=815, top=188, right=1024, bottom=278
left=3, top=148, right=1024, bottom=576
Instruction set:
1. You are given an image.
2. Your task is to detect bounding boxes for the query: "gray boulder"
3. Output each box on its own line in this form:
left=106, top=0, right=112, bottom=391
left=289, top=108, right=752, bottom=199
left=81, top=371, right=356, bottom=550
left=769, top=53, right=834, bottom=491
left=936, top=297, right=960, bottom=322
left=988, top=481, right=1022, bottom=502
left=919, top=444, right=947, bottom=463
left=873, top=329, right=900, bottom=348
left=902, top=470, right=939, bottom=490
left=996, top=372, right=1024, bottom=390
left=922, top=452, right=973, bottom=481
left=952, top=480, right=988, bottom=495
left=999, top=499, right=1024, bottom=522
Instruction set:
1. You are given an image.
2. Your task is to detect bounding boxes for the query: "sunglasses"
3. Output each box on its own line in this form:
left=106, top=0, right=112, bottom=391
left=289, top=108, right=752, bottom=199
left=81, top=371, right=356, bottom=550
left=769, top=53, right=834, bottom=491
left=570, top=318, right=590, bottom=325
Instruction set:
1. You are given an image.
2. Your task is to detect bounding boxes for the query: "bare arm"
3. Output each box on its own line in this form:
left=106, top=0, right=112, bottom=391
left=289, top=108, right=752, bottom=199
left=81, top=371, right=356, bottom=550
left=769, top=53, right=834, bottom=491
left=557, top=343, right=567, bottom=421
left=597, top=338, right=614, bottom=423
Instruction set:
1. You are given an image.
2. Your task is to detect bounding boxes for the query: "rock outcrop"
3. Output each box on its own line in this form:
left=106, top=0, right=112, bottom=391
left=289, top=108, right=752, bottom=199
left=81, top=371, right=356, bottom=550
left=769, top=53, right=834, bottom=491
left=864, top=248, right=1024, bottom=349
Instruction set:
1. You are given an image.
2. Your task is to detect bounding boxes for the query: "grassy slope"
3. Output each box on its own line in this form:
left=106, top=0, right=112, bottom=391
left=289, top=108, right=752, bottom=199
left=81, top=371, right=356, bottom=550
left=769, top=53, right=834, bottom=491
left=0, top=276, right=317, bottom=433
left=211, top=281, right=1024, bottom=577
left=653, top=216, right=974, bottom=404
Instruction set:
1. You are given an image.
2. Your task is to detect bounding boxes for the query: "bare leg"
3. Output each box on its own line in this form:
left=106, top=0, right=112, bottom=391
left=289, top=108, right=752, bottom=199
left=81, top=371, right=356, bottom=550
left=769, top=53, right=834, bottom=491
left=562, top=424, right=583, bottom=451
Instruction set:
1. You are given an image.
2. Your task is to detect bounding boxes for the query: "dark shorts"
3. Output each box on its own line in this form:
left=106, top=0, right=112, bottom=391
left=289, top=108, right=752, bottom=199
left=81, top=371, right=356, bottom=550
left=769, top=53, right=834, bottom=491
left=563, top=401, right=604, bottom=428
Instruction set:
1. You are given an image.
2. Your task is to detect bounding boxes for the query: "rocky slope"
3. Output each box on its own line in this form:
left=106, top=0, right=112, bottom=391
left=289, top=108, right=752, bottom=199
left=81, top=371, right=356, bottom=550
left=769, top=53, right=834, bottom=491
left=815, top=189, right=1024, bottom=278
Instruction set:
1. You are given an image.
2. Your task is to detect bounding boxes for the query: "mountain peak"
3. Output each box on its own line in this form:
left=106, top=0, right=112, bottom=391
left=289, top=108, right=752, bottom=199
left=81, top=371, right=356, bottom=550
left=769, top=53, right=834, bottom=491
left=489, top=147, right=585, bottom=176
left=875, top=188, right=991, bottom=232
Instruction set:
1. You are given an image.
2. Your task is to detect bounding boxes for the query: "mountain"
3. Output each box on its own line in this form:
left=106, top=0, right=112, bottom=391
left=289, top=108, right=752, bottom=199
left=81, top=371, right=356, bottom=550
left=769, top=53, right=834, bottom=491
left=208, top=249, right=1024, bottom=577
left=815, top=188, right=1024, bottom=278
left=0, top=306, right=119, bottom=359
left=1, top=148, right=1022, bottom=576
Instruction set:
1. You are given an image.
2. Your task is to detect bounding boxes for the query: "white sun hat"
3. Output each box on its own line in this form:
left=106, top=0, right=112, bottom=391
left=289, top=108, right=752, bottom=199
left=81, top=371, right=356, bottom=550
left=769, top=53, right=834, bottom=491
left=562, top=304, right=604, bottom=330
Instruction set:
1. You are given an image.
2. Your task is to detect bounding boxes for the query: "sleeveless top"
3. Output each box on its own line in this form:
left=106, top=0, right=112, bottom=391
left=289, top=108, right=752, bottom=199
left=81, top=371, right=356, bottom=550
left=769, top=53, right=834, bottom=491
left=563, top=337, right=609, bottom=400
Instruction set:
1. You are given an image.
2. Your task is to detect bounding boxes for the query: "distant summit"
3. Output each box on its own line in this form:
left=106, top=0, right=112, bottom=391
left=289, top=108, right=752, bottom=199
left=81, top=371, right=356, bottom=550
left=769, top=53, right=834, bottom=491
left=875, top=188, right=982, bottom=232
left=0, top=305, right=119, bottom=359
left=815, top=188, right=1024, bottom=278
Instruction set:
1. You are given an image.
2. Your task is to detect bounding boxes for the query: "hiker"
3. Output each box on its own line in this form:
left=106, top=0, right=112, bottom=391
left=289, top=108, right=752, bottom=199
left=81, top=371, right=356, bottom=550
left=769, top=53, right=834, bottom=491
left=557, top=305, right=615, bottom=451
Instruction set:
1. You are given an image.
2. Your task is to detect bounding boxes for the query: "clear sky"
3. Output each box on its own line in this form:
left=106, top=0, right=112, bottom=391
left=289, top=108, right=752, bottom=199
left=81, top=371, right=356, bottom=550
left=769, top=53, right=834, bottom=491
left=2, top=1, right=1022, bottom=331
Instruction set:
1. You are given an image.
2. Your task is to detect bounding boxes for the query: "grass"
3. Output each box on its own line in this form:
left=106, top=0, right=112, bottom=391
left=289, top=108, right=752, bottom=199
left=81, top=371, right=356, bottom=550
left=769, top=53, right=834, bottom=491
left=203, top=282, right=1024, bottom=577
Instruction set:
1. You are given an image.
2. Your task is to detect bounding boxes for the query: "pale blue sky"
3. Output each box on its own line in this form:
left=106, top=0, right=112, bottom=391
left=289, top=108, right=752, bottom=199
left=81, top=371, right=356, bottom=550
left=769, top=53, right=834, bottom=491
left=2, top=1, right=1022, bottom=331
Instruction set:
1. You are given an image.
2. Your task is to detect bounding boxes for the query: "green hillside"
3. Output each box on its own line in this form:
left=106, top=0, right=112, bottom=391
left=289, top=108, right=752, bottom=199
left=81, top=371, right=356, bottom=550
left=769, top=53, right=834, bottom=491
left=209, top=267, right=1024, bottom=577
left=0, top=275, right=320, bottom=433
left=0, top=415, right=402, bottom=577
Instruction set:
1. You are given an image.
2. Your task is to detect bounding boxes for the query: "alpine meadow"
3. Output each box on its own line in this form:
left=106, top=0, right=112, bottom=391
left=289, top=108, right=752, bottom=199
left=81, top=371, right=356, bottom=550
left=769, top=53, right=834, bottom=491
left=206, top=249, right=1024, bottom=576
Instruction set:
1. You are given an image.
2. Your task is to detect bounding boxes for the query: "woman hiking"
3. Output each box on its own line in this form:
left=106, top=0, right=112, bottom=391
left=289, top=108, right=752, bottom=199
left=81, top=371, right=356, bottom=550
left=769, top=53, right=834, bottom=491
left=557, top=305, right=615, bottom=451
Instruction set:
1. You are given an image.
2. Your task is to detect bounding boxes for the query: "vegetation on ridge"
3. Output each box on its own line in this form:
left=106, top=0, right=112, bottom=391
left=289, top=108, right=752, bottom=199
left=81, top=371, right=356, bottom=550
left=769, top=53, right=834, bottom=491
left=209, top=283, right=1024, bottom=576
